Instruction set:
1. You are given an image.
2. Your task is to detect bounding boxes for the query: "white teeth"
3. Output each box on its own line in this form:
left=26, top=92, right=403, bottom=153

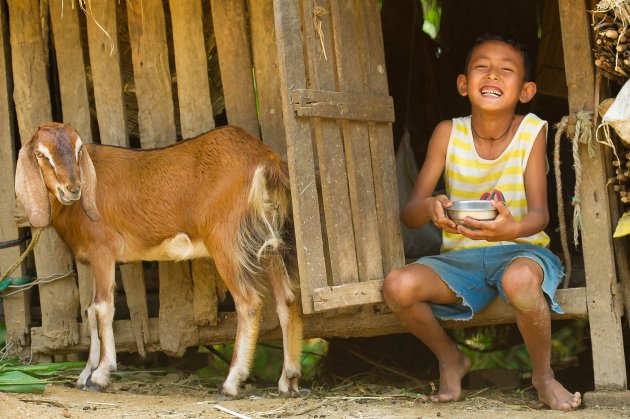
left=481, top=89, right=501, bottom=97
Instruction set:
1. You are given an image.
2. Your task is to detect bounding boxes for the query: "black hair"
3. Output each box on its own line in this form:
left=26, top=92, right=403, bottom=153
left=463, top=33, right=532, bottom=82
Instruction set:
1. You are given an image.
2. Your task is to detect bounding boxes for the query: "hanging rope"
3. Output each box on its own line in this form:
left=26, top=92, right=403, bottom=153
left=553, top=111, right=594, bottom=288
left=0, top=227, right=43, bottom=284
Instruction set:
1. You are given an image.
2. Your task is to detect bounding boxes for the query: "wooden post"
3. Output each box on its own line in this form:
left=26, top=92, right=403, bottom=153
left=126, top=0, right=198, bottom=357
left=86, top=0, right=150, bottom=357
left=0, top=0, right=31, bottom=354
left=211, top=0, right=260, bottom=137
left=7, top=0, right=80, bottom=351
left=558, top=0, right=627, bottom=390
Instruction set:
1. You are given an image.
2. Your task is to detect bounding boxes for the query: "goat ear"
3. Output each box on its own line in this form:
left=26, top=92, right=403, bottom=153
left=79, top=147, right=100, bottom=222
left=15, top=146, right=51, bottom=228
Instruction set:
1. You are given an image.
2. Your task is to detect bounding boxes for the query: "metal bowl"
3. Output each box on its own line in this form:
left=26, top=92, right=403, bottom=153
left=446, top=200, right=499, bottom=227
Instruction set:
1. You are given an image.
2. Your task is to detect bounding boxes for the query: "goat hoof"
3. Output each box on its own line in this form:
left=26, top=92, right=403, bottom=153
left=81, top=377, right=106, bottom=392
left=279, top=387, right=300, bottom=398
left=216, top=391, right=240, bottom=401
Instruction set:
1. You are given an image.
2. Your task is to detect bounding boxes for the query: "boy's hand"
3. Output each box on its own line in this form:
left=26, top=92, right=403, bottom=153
left=457, top=200, right=518, bottom=241
left=432, top=195, right=459, bottom=234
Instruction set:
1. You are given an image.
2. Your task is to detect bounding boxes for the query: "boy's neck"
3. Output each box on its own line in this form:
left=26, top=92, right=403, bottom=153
left=470, top=110, right=518, bottom=142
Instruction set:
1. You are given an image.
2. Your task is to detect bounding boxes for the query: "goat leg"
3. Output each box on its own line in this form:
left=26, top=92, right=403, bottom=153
left=269, top=256, right=302, bottom=398
left=217, top=292, right=263, bottom=400
left=78, top=258, right=117, bottom=391
left=77, top=303, right=101, bottom=389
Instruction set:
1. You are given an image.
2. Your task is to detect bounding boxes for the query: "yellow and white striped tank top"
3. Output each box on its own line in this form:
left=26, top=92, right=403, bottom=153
left=442, top=113, right=550, bottom=253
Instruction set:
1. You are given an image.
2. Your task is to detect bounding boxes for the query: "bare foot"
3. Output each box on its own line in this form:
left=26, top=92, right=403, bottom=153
left=535, top=378, right=581, bottom=411
left=431, top=350, right=471, bottom=403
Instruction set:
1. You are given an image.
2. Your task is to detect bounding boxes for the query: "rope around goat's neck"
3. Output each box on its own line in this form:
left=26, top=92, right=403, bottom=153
left=0, top=227, right=43, bottom=284
left=553, top=111, right=594, bottom=289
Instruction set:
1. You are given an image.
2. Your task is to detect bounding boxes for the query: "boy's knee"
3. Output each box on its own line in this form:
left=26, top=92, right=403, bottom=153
left=502, top=264, right=543, bottom=309
left=383, top=268, right=416, bottom=311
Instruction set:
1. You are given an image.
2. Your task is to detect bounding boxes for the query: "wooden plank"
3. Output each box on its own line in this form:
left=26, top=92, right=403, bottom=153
left=190, top=258, right=219, bottom=326
left=558, top=0, right=626, bottom=390
left=273, top=0, right=328, bottom=314
left=301, top=0, right=358, bottom=287
left=169, top=0, right=222, bottom=330
left=8, top=0, right=80, bottom=350
left=211, top=0, right=259, bottom=137
left=85, top=0, right=128, bottom=147
left=247, top=0, right=286, bottom=158
left=126, top=0, right=197, bottom=357
left=0, top=0, right=31, bottom=354
left=291, top=89, right=394, bottom=122
left=119, top=263, right=150, bottom=357
left=169, top=0, right=214, bottom=137
left=86, top=0, right=150, bottom=356
left=126, top=0, right=176, bottom=148
left=361, top=0, right=404, bottom=273
left=31, top=287, right=589, bottom=354
left=49, top=0, right=92, bottom=141
left=329, top=0, right=383, bottom=282
left=49, top=0, right=96, bottom=349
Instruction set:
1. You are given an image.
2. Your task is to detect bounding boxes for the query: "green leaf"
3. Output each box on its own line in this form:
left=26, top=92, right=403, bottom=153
left=0, top=371, right=47, bottom=394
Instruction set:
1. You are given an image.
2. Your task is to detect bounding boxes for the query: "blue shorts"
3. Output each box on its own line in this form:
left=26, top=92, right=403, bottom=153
left=415, top=244, right=564, bottom=321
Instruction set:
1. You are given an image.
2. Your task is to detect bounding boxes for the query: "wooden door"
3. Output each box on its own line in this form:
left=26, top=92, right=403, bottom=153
left=273, top=0, right=404, bottom=314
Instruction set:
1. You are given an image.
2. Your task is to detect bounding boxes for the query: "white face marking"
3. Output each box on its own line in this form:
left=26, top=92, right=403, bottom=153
left=75, top=137, right=83, bottom=159
left=37, top=144, right=56, bottom=169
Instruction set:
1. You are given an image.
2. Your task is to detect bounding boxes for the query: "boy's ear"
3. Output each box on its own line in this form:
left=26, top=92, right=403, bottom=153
left=519, top=81, right=537, bottom=104
left=456, top=74, right=468, bottom=97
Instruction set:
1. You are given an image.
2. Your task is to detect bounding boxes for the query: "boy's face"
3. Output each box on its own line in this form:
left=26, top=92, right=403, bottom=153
left=456, top=40, right=536, bottom=112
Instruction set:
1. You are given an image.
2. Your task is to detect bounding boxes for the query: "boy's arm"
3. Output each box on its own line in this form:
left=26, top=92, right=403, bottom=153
left=459, top=128, right=549, bottom=241
left=401, top=120, right=458, bottom=233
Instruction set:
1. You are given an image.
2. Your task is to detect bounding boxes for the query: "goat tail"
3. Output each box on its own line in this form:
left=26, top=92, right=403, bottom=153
left=236, top=160, right=298, bottom=294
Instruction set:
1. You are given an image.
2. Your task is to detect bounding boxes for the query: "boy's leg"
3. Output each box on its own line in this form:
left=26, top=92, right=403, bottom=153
left=383, top=264, right=471, bottom=402
left=501, top=258, right=581, bottom=411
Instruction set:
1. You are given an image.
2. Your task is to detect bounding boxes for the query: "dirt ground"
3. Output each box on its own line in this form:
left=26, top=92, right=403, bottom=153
left=1, top=377, right=629, bottom=419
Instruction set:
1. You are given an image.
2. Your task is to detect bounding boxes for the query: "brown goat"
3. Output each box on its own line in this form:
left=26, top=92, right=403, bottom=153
left=15, top=122, right=302, bottom=398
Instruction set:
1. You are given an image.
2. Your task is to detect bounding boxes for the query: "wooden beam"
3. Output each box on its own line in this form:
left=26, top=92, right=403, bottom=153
left=291, top=89, right=395, bottom=122
left=558, top=0, right=627, bottom=390
left=31, top=286, right=589, bottom=354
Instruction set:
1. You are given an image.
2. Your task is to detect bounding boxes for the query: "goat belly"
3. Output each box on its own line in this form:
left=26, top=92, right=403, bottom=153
left=121, top=232, right=210, bottom=262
